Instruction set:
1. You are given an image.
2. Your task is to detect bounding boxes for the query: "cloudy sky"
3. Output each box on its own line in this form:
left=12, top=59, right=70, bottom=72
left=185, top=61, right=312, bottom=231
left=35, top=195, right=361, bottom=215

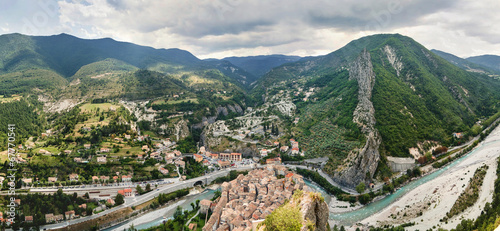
left=0, top=0, right=498, bottom=59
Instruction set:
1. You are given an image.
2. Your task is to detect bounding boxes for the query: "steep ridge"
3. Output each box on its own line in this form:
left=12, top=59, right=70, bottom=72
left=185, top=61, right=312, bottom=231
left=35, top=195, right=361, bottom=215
left=252, top=34, right=500, bottom=186
left=223, top=55, right=302, bottom=79
left=431, top=49, right=500, bottom=75
left=467, top=55, right=500, bottom=72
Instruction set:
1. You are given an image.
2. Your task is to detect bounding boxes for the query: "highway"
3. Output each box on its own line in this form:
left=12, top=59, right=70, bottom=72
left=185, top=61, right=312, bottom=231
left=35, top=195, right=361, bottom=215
left=39, top=165, right=254, bottom=230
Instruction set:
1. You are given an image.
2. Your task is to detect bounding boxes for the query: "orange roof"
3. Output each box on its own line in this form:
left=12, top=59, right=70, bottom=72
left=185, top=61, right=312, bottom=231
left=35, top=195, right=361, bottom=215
left=124, top=188, right=132, bottom=193
left=118, top=190, right=124, bottom=195
left=193, top=154, right=203, bottom=158
left=286, top=173, right=294, bottom=178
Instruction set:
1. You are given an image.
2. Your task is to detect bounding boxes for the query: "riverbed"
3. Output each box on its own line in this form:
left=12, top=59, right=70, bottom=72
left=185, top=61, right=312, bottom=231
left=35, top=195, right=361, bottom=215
left=103, top=189, right=216, bottom=231
left=331, top=125, right=500, bottom=230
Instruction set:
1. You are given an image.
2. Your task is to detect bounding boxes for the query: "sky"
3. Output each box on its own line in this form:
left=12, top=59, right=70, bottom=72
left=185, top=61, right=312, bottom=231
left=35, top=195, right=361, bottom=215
left=0, top=0, right=498, bottom=59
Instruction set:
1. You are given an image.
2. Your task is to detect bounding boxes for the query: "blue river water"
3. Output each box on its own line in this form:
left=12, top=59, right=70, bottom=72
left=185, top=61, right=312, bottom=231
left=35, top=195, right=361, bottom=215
left=330, top=140, right=492, bottom=225
left=104, top=179, right=331, bottom=230
left=103, top=189, right=216, bottom=231
left=103, top=140, right=494, bottom=230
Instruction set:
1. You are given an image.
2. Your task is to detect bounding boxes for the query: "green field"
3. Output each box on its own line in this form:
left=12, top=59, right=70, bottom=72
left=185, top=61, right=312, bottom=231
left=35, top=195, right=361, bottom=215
left=30, top=155, right=61, bottom=167
left=80, top=103, right=115, bottom=112
left=0, top=95, right=22, bottom=103
left=33, top=146, right=60, bottom=154
left=109, top=145, right=143, bottom=157
left=0, top=151, right=28, bottom=163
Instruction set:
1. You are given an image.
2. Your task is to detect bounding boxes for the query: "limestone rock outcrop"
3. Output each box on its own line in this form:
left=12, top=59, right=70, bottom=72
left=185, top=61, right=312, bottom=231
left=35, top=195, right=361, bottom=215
left=334, top=49, right=381, bottom=188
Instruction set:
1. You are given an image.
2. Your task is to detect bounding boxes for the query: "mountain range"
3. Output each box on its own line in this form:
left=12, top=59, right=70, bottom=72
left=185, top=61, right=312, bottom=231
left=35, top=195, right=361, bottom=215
left=1, top=32, right=500, bottom=187
left=251, top=34, right=500, bottom=186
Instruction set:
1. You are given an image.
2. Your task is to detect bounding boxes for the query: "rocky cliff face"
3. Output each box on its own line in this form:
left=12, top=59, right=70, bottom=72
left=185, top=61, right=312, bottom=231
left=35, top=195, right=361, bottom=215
left=296, top=192, right=329, bottom=231
left=383, top=45, right=403, bottom=77
left=174, top=119, right=190, bottom=141
left=335, top=49, right=381, bottom=188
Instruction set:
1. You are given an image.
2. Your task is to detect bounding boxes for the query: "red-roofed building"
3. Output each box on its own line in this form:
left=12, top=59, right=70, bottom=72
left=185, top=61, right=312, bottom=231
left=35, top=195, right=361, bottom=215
left=106, top=198, right=115, bottom=206
left=188, top=223, right=197, bottom=230
left=266, top=157, right=281, bottom=165
left=193, top=154, right=203, bottom=162
left=159, top=167, right=169, bottom=175
left=210, top=153, right=219, bottom=159
left=220, top=153, right=230, bottom=161
left=121, top=175, right=132, bottom=182
left=25, top=216, right=33, bottom=223
left=218, top=160, right=230, bottom=168
left=65, top=210, right=75, bottom=220
left=230, top=153, right=242, bottom=162
left=199, top=199, right=212, bottom=214
left=118, top=188, right=133, bottom=197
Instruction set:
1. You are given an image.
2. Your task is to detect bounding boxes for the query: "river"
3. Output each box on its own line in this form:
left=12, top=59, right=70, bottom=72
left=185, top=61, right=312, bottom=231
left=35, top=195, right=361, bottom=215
left=103, top=189, right=216, bottom=231
left=103, top=179, right=331, bottom=230
left=102, top=144, right=486, bottom=230
left=330, top=138, right=497, bottom=226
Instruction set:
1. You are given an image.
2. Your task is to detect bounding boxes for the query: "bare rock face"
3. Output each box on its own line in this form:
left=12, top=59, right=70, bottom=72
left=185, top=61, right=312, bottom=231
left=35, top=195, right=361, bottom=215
left=216, top=106, right=229, bottom=116
left=174, top=119, right=190, bottom=141
left=290, top=192, right=329, bottom=231
left=335, top=49, right=381, bottom=188
left=233, top=104, right=243, bottom=114
left=383, top=45, right=403, bottom=77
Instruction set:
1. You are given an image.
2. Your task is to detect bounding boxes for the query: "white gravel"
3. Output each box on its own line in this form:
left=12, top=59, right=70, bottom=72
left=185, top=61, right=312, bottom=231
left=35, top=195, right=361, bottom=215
left=361, top=125, right=500, bottom=230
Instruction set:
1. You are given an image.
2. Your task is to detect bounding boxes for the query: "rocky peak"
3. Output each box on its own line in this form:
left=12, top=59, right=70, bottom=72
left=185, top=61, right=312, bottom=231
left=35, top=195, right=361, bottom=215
left=335, top=49, right=381, bottom=188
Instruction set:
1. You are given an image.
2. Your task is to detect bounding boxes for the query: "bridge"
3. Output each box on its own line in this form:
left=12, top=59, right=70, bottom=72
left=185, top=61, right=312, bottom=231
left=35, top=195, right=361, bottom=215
left=37, top=165, right=255, bottom=230
left=146, top=166, right=254, bottom=195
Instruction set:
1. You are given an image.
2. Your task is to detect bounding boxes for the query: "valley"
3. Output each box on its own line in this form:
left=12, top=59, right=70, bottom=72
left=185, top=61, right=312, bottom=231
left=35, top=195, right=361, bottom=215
left=1, top=32, right=500, bottom=231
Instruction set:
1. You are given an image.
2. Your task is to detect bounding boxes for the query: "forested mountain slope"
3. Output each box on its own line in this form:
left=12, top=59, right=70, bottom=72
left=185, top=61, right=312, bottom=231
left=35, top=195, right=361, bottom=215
left=253, top=34, right=500, bottom=186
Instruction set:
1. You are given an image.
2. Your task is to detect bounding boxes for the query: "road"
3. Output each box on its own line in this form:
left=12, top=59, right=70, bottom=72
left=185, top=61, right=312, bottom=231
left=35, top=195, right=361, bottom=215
left=39, top=166, right=254, bottom=230
left=286, top=164, right=360, bottom=195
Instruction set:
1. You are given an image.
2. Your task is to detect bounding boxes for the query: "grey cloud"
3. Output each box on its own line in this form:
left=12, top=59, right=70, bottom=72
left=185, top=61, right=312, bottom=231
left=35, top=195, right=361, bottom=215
left=306, top=0, right=457, bottom=31
left=52, top=0, right=500, bottom=58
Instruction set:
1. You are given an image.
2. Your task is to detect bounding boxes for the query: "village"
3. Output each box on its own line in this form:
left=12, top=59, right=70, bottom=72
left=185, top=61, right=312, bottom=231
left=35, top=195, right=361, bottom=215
left=202, top=166, right=308, bottom=231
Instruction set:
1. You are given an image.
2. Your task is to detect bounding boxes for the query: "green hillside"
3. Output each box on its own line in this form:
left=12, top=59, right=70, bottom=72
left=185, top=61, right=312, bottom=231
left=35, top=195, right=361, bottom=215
left=467, top=54, right=500, bottom=72
left=0, top=69, right=68, bottom=95
left=0, top=33, right=249, bottom=97
left=254, top=34, right=500, bottom=161
left=70, top=58, right=138, bottom=80
left=432, top=49, right=500, bottom=76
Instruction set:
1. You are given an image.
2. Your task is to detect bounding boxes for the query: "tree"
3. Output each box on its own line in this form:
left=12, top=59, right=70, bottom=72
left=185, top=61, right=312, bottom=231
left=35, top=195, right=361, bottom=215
left=146, top=183, right=151, bottom=192
left=195, top=199, right=200, bottom=209
left=355, top=182, right=365, bottom=194
left=128, top=224, right=137, bottom=231
left=136, top=185, right=144, bottom=195
left=191, top=202, right=195, bottom=211
left=173, top=206, right=183, bottom=220
left=261, top=202, right=302, bottom=231
left=115, top=193, right=125, bottom=205
left=424, top=152, right=433, bottom=163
